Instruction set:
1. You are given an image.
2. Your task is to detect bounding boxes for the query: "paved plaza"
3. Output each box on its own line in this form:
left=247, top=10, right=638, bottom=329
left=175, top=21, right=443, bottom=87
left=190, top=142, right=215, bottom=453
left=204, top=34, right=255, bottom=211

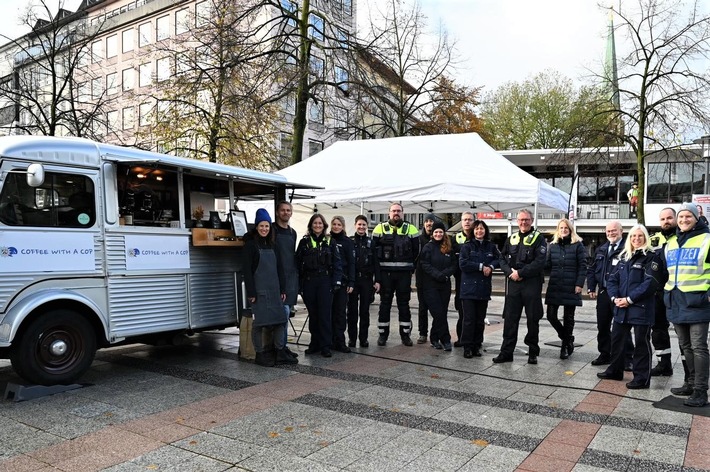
left=1, top=291, right=710, bottom=472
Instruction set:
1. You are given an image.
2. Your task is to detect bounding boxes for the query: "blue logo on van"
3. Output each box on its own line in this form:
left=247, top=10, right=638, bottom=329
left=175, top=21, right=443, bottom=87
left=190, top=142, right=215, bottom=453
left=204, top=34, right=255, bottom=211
left=127, top=248, right=140, bottom=257
left=0, top=247, right=18, bottom=257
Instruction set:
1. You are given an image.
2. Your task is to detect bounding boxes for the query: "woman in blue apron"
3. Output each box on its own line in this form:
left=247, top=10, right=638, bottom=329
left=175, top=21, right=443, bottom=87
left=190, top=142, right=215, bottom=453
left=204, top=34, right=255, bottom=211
left=243, top=208, right=297, bottom=366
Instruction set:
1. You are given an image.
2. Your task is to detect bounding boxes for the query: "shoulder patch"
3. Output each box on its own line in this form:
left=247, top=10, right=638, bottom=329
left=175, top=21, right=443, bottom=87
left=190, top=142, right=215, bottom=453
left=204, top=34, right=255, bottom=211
left=540, top=246, right=547, bottom=254
left=651, top=261, right=659, bottom=271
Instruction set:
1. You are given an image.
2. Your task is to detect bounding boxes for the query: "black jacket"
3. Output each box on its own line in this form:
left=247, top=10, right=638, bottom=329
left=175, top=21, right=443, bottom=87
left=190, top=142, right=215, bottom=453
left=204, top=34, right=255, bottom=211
left=586, top=238, right=625, bottom=292
left=545, top=238, right=587, bottom=307
left=351, top=233, right=381, bottom=283
left=608, top=249, right=661, bottom=325
left=331, top=231, right=356, bottom=289
left=499, top=228, right=547, bottom=280
left=419, top=239, right=457, bottom=290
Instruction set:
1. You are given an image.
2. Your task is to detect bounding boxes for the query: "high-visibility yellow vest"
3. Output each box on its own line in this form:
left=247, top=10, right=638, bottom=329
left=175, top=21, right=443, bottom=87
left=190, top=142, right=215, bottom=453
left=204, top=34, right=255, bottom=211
left=455, top=232, right=466, bottom=244
left=664, top=233, right=710, bottom=292
left=509, top=231, right=542, bottom=246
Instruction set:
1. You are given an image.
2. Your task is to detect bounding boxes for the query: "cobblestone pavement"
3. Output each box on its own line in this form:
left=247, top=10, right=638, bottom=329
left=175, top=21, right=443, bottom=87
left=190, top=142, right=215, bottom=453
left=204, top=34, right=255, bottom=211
left=2, top=290, right=710, bottom=472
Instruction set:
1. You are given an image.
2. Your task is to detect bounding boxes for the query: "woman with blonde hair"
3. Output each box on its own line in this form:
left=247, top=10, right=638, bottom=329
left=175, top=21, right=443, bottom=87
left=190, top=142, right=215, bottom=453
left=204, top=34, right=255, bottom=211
left=545, top=218, right=587, bottom=359
left=597, top=224, right=661, bottom=389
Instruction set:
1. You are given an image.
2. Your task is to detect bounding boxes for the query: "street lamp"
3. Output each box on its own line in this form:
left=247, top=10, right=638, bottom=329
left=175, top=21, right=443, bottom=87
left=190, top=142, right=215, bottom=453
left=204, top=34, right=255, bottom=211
left=694, top=135, right=710, bottom=194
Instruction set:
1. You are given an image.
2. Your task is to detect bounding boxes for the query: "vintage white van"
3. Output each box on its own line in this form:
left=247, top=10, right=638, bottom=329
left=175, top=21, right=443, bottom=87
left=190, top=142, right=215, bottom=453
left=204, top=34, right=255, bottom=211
left=0, top=135, right=306, bottom=385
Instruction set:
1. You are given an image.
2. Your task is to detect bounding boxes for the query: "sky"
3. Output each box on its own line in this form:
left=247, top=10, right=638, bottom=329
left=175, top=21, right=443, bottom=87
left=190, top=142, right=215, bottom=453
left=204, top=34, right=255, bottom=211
left=0, top=0, right=610, bottom=93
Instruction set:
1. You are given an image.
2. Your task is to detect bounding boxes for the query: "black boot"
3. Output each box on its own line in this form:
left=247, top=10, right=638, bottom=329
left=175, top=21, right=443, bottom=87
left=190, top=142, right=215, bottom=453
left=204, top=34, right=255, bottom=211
left=567, top=335, right=575, bottom=355
left=671, top=383, right=694, bottom=396
left=275, top=348, right=298, bottom=365
left=650, top=355, right=673, bottom=377
left=559, top=340, right=569, bottom=360
left=255, top=351, right=275, bottom=367
left=683, top=389, right=708, bottom=407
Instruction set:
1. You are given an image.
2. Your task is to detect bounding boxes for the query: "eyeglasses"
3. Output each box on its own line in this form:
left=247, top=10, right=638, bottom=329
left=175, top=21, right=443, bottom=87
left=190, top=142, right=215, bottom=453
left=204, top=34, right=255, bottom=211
left=517, top=218, right=532, bottom=222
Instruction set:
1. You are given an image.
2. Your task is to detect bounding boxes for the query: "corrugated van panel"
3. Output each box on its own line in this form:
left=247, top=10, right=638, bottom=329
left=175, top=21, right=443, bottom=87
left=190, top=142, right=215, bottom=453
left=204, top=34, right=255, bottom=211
left=188, top=272, right=237, bottom=328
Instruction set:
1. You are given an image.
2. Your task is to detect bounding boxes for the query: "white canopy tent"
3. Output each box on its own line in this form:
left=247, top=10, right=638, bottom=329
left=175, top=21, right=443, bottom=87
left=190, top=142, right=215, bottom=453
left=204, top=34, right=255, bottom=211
left=276, top=133, right=569, bottom=218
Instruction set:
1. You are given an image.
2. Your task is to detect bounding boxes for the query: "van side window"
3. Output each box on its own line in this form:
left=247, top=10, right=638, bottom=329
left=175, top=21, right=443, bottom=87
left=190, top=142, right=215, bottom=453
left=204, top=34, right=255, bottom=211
left=0, top=172, right=96, bottom=228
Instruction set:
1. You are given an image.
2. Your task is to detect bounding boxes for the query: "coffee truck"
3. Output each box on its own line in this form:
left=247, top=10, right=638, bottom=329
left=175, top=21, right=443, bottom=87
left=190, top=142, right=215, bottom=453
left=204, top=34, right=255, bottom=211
left=0, top=135, right=309, bottom=385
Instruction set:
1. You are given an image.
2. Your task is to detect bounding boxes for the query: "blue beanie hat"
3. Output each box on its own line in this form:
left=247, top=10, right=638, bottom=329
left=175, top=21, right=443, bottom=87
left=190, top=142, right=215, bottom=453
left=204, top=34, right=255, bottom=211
left=254, top=208, right=271, bottom=225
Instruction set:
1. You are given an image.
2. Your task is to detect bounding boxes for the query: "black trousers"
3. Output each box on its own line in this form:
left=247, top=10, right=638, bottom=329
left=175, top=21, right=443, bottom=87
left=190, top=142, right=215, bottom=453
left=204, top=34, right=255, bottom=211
left=331, top=286, right=348, bottom=348
left=652, top=292, right=672, bottom=356
left=417, top=287, right=429, bottom=337
left=606, top=322, right=652, bottom=386
left=596, top=289, right=634, bottom=362
left=422, top=286, right=452, bottom=344
left=301, top=275, right=333, bottom=352
left=461, top=299, right=488, bottom=349
left=500, top=277, right=543, bottom=357
left=378, top=270, right=413, bottom=338
left=454, top=273, right=463, bottom=340
left=547, top=304, right=576, bottom=341
left=347, top=275, right=373, bottom=343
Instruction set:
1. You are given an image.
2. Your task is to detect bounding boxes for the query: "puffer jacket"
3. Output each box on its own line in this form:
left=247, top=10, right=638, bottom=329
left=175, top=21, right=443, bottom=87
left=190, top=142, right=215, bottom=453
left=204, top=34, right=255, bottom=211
left=608, top=249, right=661, bottom=325
left=459, top=239, right=500, bottom=300
left=545, top=238, right=587, bottom=307
left=419, top=239, right=457, bottom=290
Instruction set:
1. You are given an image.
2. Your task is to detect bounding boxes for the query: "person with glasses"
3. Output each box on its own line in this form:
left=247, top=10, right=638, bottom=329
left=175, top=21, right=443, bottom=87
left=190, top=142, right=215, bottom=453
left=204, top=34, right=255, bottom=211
left=493, top=209, right=547, bottom=365
left=372, top=203, right=420, bottom=346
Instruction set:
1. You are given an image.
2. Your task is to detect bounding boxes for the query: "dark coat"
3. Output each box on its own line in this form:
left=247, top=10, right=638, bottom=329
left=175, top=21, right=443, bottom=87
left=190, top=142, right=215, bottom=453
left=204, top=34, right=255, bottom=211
left=331, top=231, right=356, bottom=289
left=608, top=249, right=661, bottom=325
left=545, top=239, right=587, bottom=307
left=459, top=239, right=500, bottom=300
left=419, top=240, right=457, bottom=290
left=586, top=238, right=625, bottom=292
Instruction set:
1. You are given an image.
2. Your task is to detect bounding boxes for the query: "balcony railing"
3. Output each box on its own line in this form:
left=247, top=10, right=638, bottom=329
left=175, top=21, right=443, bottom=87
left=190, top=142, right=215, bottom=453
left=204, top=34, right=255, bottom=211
left=577, top=203, right=631, bottom=220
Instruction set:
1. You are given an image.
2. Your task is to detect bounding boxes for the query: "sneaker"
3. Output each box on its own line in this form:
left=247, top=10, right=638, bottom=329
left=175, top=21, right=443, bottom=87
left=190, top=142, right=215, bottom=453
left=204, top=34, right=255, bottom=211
left=492, top=354, right=513, bottom=364
left=417, top=335, right=427, bottom=344
left=463, top=348, right=474, bottom=359
left=275, top=349, right=298, bottom=365
left=527, top=355, right=538, bottom=365
left=473, top=347, right=483, bottom=357
left=255, top=352, right=275, bottom=367
left=401, top=335, right=413, bottom=347
left=283, top=346, right=298, bottom=359
left=360, top=340, right=369, bottom=348
left=443, top=342, right=453, bottom=352
left=431, top=341, right=443, bottom=349
left=377, top=335, right=387, bottom=346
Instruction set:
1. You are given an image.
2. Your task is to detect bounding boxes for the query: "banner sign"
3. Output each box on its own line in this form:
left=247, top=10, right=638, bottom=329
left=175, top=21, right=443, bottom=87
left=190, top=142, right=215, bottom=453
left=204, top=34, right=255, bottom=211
left=692, top=195, right=710, bottom=223
left=476, top=212, right=504, bottom=219
left=125, top=235, right=190, bottom=270
left=0, top=232, right=95, bottom=273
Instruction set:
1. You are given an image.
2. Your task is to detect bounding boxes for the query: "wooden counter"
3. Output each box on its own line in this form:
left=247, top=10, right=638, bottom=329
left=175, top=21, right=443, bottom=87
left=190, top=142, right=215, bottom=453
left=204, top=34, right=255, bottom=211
left=191, top=228, right=244, bottom=247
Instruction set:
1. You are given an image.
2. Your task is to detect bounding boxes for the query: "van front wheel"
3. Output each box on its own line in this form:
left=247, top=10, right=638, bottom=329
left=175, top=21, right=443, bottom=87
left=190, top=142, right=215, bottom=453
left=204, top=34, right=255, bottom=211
left=10, top=310, right=97, bottom=386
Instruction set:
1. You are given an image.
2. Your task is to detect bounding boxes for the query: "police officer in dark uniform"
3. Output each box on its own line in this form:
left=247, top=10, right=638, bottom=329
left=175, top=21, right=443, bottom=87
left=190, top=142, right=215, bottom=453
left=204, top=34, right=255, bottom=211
left=493, top=209, right=547, bottom=364
left=330, top=215, right=356, bottom=353
left=347, top=215, right=380, bottom=348
left=415, top=213, right=436, bottom=344
left=372, top=203, right=420, bottom=346
left=296, top=213, right=343, bottom=357
left=587, top=220, right=634, bottom=367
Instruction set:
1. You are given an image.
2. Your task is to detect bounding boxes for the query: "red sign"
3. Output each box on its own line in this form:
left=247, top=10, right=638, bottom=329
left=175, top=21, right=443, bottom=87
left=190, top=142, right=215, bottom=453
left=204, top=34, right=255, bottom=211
left=476, top=212, right=504, bottom=219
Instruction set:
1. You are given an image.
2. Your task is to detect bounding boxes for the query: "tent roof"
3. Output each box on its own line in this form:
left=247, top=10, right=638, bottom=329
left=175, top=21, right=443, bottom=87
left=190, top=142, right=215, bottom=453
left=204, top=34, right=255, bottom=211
left=277, top=133, right=569, bottom=214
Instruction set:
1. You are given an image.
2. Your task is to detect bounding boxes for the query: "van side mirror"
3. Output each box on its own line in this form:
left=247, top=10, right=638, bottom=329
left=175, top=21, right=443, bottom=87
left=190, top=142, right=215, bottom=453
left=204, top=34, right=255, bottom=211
left=27, top=163, right=45, bottom=187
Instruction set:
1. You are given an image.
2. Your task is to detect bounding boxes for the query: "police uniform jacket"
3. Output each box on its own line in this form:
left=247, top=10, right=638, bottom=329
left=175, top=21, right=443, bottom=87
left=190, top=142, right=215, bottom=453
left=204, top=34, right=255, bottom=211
left=372, top=220, right=420, bottom=271
left=459, top=238, right=500, bottom=300
left=295, top=232, right=343, bottom=289
left=663, top=221, right=710, bottom=324
left=415, top=230, right=432, bottom=288
left=586, top=238, right=626, bottom=293
left=545, top=238, right=587, bottom=307
left=607, top=249, right=660, bottom=325
left=331, top=231, right=356, bottom=289
left=499, top=228, right=546, bottom=280
left=419, top=239, right=457, bottom=290
left=351, top=233, right=381, bottom=283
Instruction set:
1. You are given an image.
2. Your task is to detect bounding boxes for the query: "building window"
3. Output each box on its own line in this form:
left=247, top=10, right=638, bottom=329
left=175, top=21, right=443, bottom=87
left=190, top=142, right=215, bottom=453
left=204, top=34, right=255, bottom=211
left=156, top=15, right=170, bottom=41
left=341, top=0, right=352, bottom=15
left=139, top=102, right=153, bottom=127
left=279, top=132, right=292, bottom=159
left=106, top=34, right=117, bottom=58
left=106, top=72, right=118, bottom=95
left=77, top=81, right=89, bottom=102
left=309, top=101, right=323, bottom=124
left=647, top=161, right=704, bottom=203
left=310, top=56, right=324, bottom=78
left=139, top=63, right=152, bottom=87
left=308, top=13, right=324, bottom=41
left=122, top=29, right=133, bottom=53
left=196, top=1, right=210, bottom=27
left=333, top=106, right=348, bottom=128
left=309, top=139, right=323, bottom=156
left=91, top=40, right=103, bottom=63
left=336, top=28, right=348, bottom=48
left=139, top=22, right=152, bottom=47
left=335, top=66, right=348, bottom=90
left=156, top=57, right=171, bottom=82
left=107, top=110, right=119, bottom=132
left=122, top=68, right=134, bottom=91
left=281, top=0, right=297, bottom=27
left=175, top=52, right=190, bottom=75
left=122, top=107, right=134, bottom=130
left=175, top=8, right=189, bottom=35
left=283, top=94, right=296, bottom=115
left=91, top=77, right=102, bottom=100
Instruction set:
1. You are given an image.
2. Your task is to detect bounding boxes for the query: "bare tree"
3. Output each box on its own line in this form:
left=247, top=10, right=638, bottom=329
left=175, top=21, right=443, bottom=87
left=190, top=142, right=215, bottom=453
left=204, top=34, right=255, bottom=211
left=0, top=0, right=109, bottom=138
left=596, top=0, right=710, bottom=224
left=350, top=0, right=457, bottom=138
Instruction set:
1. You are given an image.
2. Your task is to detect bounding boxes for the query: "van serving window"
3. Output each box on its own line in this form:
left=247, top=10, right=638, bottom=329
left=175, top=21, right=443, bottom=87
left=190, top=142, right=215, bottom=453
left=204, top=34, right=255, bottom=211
left=0, top=172, right=96, bottom=228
